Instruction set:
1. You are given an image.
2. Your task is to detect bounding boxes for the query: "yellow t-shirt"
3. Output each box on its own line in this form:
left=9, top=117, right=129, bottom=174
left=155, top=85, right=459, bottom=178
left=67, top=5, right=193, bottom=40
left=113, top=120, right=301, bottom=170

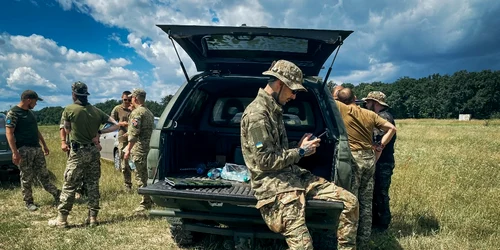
left=335, top=101, right=388, bottom=151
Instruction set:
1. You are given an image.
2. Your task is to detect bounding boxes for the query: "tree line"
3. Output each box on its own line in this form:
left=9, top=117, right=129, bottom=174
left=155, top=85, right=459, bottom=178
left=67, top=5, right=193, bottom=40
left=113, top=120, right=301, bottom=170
left=330, top=69, right=500, bottom=119
left=27, top=95, right=173, bottom=125
left=2, top=69, right=499, bottom=123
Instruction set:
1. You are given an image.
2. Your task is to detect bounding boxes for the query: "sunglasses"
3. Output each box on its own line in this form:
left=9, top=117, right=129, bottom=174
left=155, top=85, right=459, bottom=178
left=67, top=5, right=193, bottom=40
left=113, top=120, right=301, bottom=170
left=123, top=99, right=131, bottom=102
left=291, top=89, right=299, bottom=95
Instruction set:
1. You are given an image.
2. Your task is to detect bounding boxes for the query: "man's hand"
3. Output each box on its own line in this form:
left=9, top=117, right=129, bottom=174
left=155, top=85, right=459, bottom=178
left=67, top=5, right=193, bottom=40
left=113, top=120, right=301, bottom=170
left=95, top=142, right=102, bottom=151
left=299, top=134, right=321, bottom=157
left=12, top=151, right=21, bottom=166
left=43, top=146, right=50, bottom=156
left=118, top=121, right=128, bottom=127
left=61, top=141, right=70, bottom=152
left=298, top=133, right=313, bottom=147
left=124, top=149, right=130, bottom=160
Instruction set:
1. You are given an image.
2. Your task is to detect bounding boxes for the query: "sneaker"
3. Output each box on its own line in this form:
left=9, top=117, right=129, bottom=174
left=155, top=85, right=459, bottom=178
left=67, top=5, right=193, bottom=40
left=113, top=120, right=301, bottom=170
left=26, top=203, right=38, bottom=211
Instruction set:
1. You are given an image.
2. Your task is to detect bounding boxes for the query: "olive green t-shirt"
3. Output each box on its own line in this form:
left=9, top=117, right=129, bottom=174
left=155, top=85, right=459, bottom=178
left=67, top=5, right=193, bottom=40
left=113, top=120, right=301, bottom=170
left=5, top=106, right=40, bottom=148
left=62, top=103, right=109, bottom=144
left=110, top=104, right=131, bottom=143
left=335, top=100, right=388, bottom=151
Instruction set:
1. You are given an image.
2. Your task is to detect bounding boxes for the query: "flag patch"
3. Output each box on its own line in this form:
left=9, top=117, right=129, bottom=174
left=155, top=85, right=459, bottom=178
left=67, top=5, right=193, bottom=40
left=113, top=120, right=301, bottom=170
left=256, top=142, right=263, bottom=148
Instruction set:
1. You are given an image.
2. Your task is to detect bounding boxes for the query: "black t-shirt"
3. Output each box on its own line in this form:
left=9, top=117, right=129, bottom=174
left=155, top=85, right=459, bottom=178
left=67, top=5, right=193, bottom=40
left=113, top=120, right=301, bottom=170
left=5, top=106, right=40, bottom=148
left=373, top=108, right=396, bottom=163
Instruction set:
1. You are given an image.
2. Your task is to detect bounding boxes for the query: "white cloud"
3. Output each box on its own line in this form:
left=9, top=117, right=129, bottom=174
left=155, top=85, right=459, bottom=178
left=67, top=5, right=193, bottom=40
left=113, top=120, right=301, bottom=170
left=0, top=33, right=142, bottom=110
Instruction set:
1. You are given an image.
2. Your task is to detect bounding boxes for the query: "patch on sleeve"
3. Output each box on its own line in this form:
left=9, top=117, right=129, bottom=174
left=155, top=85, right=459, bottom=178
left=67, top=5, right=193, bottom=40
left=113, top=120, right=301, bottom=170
left=6, top=119, right=11, bottom=125
left=256, top=142, right=263, bottom=148
left=131, top=118, right=139, bottom=128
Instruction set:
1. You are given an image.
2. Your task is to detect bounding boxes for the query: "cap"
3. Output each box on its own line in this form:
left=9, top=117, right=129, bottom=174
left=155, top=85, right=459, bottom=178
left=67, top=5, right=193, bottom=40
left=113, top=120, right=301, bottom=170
left=72, top=81, right=90, bottom=96
left=262, top=60, right=307, bottom=92
left=21, top=90, right=43, bottom=101
left=128, top=88, right=146, bottom=98
left=362, top=91, right=389, bottom=107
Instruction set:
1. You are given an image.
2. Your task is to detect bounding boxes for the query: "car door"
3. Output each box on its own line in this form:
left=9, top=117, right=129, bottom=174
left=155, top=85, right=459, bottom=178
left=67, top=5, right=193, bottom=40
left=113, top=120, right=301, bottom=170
left=99, top=123, right=117, bottom=161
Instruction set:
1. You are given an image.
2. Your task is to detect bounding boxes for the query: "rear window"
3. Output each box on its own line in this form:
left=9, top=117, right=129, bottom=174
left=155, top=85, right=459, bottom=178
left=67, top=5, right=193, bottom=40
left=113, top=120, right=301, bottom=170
left=211, top=97, right=315, bottom=129
left=206, top=35, right=309, bottom=53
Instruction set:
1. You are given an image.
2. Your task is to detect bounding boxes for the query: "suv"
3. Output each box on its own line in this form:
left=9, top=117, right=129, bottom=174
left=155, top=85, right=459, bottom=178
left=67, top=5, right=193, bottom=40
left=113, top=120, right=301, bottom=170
left=139, top=25, right=354, bottom=248
left=0, top=113, right=19, bottom=184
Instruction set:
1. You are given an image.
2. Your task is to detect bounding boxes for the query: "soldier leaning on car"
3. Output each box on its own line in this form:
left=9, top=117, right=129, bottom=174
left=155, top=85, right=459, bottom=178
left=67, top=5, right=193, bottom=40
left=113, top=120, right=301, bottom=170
left=110, top=90, right=133, bottom=191
left=49, top=82, right=124, bottom=228
left=123, top=89, right=155, bottom=213
left=240, top=60, right=359, bottom=250
left=362, top=91, right=397, bottom=232
left=336, top=88, right=396, bottom=248
left=5, top=90, right=61, bottom=212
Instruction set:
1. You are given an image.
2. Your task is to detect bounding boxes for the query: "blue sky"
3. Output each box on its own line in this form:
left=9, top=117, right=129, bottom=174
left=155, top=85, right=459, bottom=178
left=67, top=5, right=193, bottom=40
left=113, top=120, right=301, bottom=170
left=1, top=0, right=500, bottom=111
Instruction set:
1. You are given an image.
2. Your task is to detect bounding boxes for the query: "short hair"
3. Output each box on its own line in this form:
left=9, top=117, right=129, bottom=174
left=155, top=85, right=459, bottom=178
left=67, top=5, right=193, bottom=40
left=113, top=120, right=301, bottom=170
left=122, top=91, right=131, bottom=96
left=338, top=88, right=355, bottom=104
left=267, top=76, right=279, bottom=85
left=135, top=95, right=146, bottom=103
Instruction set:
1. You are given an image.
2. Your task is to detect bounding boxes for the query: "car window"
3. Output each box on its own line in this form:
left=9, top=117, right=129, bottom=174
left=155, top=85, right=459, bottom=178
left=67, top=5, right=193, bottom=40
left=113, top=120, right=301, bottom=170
left=211, top=97, right=315, bottom=129
left=0, top=113, right=5, bottom=133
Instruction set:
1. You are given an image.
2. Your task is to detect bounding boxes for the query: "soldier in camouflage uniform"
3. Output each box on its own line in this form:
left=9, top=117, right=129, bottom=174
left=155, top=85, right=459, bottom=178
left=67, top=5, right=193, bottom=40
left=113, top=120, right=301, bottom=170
left=336, top=88, right=396, bottom=248
left=363, top=91, right=397, bottom=232
left=49, top=82, right=123, bottom=228
left=5, top=90, right=60, bottom=211
left=123, top=89, right=155, bottom=213
left=110, top=90, right=133, bottom=191
left=241, top=60, right=359, bottom=250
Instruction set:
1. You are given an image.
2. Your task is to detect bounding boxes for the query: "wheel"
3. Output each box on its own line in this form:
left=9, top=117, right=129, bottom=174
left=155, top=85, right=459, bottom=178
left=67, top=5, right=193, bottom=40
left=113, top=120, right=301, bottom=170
left=167, top=217, right=195, bottom=246
left=311, top=229, right=338, bottom=250
left=113, top=149, right=120, bottom=171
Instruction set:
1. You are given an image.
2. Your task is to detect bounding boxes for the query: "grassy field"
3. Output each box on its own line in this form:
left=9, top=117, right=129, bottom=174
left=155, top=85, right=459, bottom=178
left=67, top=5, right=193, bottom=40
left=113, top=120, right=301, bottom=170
left=0, top=119, right=499, bottom=250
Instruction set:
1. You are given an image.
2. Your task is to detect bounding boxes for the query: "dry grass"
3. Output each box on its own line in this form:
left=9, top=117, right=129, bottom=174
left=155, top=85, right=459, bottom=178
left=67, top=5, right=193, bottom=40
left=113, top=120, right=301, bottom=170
left=1, top=120, right=499, bottom=250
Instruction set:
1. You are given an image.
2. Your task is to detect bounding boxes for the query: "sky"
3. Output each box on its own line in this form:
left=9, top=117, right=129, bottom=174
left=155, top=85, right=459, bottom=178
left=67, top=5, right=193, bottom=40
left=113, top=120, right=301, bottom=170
left=1, top=0, right=499, bottom=111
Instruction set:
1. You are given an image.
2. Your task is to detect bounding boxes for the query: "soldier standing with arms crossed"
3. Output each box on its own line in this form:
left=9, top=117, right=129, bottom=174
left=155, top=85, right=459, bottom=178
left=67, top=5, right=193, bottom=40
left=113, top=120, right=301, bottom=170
left=110, top=90, right=132, bottom=191
left=123, top=89, right=155, bottom=213
left=241, top=60, right=359, bottom=250
left=363, top=91, right=397, bottom=232
left=49, top=82, right=123, bottom=227
left=5, top=90, right=60, bottom=211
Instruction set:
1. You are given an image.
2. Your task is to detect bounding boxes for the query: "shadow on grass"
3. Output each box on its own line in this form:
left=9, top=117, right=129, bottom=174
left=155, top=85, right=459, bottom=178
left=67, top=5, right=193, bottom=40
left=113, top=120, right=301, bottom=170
left=391, top=212, right=440, bottom=237
left=63, top=213, right=153, bottom=229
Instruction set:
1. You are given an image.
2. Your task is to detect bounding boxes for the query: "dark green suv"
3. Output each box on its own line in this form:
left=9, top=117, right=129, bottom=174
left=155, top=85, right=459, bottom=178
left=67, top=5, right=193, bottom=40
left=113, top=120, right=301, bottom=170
left=0, top=113, right=19, bottom=184
left=139, top=25, right=354, bottom=249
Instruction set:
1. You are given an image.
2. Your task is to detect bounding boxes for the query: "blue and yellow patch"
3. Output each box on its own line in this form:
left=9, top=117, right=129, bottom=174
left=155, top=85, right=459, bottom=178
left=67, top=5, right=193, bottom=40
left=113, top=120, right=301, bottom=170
left=6, top=119, right=11, bottom=125
left=255, top=142, right=263, bottom=148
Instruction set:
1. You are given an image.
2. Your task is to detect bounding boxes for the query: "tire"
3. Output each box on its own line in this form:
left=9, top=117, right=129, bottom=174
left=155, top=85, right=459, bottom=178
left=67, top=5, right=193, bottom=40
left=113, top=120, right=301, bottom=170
left=167, top=217, right=195, bottom=246
left=113, top=149, right=120, bottom=171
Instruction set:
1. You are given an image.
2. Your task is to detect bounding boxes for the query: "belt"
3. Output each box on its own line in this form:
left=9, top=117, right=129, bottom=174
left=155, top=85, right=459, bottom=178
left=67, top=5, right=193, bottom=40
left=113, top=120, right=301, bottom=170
left=70, top=142, right=95, bottom=149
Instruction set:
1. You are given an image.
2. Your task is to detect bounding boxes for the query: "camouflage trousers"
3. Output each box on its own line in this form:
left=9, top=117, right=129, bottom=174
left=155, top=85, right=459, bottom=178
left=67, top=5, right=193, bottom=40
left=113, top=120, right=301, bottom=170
left=259, top=174, right=359, bottom=250
left=17, top=146, right=59, bottom=204
left=58, top=145, right=101, bottom=217
left=118, top=142, right=132, bottom=188
left=372, top=162, right=395, bottom=230
left=131, top=150, right=152, bottom=207
left=351, top=149, right=376, bottom=247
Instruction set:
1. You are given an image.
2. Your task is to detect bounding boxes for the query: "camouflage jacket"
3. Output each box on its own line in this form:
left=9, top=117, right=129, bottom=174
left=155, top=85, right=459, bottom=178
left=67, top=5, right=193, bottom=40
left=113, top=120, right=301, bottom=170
left=128, top=105, right=154, bottom=155
left=241, top=88, right=308, bottom=208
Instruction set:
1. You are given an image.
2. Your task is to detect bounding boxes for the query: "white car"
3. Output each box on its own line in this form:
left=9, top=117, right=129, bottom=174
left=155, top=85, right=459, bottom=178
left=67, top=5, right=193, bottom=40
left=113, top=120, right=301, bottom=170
left=100, top=117, right=159, bottom=169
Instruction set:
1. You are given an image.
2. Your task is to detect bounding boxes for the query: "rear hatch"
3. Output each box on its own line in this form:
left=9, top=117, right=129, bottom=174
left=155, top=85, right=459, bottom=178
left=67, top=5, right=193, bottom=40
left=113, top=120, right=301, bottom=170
left=159, top=24, right=353, bottom=76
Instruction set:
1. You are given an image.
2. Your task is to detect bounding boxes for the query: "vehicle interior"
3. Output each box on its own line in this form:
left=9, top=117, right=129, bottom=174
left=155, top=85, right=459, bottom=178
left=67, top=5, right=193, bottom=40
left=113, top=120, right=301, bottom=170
left=160, top=76, right=338, bottom=182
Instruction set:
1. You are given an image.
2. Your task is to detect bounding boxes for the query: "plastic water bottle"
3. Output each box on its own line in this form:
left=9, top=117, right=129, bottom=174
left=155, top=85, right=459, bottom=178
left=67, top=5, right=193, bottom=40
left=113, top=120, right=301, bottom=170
left=207, top=168, right=222, bottom=179
left=220, top=163, right=250, bottom=182
left=129, top=159, right=136, bottom=170
left=196, top=163, right=207, bottom=175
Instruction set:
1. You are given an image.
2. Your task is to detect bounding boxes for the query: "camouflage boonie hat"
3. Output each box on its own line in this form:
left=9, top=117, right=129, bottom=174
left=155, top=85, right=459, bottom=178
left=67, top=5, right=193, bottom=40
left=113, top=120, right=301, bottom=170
left=128, top=88, right=146, bottom=98
left=21, top=90, right=43, bottom=101
left=72, top=81, right=90, bottom=96
left=262, top=60, right=307, bottom=92
left=362, top=91, right=389, bottom=107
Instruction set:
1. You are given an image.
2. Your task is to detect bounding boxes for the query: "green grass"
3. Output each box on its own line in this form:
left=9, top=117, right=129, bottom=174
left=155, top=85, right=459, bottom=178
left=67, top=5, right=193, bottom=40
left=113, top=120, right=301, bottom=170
left=1, top=120, right=499, bottom=250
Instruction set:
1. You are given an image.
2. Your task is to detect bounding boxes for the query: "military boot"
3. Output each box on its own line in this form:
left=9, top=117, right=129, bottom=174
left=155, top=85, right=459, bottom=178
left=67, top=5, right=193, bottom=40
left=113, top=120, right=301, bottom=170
left=85, top=216, right=98, bottom=227
left=48, top=214, right=68, bottom=228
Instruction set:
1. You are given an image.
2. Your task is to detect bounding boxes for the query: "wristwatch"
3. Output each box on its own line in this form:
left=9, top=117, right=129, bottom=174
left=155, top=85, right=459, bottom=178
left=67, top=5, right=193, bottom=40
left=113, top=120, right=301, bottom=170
left=298, top=148, right=306, bottom=157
